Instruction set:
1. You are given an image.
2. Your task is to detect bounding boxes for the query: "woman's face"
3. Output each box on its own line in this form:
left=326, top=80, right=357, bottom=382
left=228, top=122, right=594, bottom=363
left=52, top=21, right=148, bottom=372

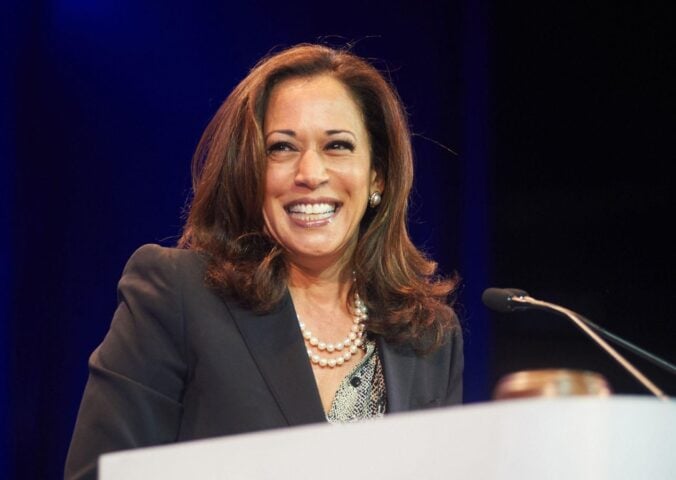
left=262, top=74, right=382, bottom=271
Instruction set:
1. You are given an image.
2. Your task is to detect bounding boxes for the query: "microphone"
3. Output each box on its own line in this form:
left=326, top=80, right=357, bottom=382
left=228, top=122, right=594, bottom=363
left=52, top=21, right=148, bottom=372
left=481, top=288, right=529, bottom=313
left=482, top=287, right=670, bottom=401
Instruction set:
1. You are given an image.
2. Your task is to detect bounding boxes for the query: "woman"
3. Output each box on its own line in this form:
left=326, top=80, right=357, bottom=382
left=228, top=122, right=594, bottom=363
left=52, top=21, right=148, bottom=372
left=65, top=44, right=463, bottom=479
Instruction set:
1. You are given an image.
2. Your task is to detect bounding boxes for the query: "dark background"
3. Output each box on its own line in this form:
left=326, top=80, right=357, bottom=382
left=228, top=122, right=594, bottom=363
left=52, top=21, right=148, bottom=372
left=2, top=1, right=673, bottom=478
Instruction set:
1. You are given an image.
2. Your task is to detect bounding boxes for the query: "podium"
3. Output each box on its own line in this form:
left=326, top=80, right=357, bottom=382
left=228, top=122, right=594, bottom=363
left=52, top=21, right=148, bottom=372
left=100, top=396, right=675, bottom=479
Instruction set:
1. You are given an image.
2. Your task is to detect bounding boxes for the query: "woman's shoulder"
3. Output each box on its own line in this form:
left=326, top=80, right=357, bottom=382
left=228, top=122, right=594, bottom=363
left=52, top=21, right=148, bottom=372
left=122, top=243, right=207, bottom=279
left=115, top=244, right=213, bottom=304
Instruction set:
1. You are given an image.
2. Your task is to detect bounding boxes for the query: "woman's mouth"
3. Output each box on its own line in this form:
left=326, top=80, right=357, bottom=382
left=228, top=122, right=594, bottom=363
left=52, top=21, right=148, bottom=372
left=285, top=202, right=340, bottom=226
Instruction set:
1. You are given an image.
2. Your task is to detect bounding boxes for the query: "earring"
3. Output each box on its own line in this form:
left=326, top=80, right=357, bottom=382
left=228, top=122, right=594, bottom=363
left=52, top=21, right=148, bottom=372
left=369, top=191, right=382, bottom=208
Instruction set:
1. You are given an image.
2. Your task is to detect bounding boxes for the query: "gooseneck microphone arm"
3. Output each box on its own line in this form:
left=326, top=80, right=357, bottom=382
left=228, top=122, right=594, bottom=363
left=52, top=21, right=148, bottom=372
left=578, top=316, right=676, bottom=375
left=482, top=288, right=676, bottom=375
left=482, top=288, right=669, bottom=401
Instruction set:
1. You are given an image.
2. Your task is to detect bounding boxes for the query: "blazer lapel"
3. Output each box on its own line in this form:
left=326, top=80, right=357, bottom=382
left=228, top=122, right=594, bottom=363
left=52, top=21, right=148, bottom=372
left=378, top=336, right=417, bottom=413
left=228, top=291, right=326, bottom=426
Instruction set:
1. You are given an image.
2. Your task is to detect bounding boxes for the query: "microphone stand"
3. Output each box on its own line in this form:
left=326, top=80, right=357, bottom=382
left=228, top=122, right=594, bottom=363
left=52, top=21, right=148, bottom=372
left=580, top=317, right=676, bottom=375
left=511, top=294, right=669, bottom=402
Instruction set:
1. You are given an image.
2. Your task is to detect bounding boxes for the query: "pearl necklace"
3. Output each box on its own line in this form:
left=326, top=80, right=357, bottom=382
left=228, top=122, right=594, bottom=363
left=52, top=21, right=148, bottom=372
left=298, top=292, right=368, bottom=368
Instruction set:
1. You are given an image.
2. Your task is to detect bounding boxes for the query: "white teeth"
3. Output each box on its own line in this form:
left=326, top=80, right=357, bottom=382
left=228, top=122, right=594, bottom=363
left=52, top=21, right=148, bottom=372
left=292, top=212, right=334, bottom=222
left=288, top=203, right=336, bottom=214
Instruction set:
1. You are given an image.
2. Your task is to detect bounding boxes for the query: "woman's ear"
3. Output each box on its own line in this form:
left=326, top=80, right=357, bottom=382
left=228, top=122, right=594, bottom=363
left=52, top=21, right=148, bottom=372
left=370, top=168, right=385, bottom=195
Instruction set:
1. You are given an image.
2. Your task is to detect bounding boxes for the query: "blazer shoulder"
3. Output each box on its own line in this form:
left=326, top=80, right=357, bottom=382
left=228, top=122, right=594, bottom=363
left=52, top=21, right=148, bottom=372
left=122, top=243, right=207, bottom=283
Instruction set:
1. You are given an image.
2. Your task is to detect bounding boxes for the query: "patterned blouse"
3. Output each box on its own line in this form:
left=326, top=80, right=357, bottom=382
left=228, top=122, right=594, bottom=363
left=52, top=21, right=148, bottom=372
left=326, top=337, right=387, bottom=423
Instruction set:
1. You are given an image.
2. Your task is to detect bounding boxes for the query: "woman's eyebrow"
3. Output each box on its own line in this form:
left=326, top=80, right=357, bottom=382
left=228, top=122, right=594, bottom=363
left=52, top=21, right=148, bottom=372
left=326, top=129, right=356, bottom=140
left=265, top=129, right=357, bottom=140
left=265, top=129, right=296, bottom=139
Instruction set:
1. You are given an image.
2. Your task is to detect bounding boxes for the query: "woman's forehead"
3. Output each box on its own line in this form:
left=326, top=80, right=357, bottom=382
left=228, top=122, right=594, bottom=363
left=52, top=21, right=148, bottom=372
left=264, top=75, right=367, bottom=137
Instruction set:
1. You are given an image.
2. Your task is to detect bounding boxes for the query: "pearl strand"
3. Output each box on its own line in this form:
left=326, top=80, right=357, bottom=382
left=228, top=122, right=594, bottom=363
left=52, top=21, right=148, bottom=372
left=299, top=293, right=368, bottom=368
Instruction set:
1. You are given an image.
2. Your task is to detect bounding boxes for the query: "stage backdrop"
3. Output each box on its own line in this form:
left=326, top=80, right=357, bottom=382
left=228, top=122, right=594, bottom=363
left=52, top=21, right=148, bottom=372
left=2, top=1, right=673, bottom=479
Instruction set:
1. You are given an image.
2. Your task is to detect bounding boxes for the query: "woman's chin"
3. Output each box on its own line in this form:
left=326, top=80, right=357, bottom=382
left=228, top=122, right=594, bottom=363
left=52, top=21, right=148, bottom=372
left=283, top=241, right=355, bottom=269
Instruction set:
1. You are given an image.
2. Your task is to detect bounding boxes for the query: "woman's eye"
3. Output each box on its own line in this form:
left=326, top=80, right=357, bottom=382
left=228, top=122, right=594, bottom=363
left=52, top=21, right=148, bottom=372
left=326, top=140, right=355, bottom=152
left=266, top=142, right=296, bottom=154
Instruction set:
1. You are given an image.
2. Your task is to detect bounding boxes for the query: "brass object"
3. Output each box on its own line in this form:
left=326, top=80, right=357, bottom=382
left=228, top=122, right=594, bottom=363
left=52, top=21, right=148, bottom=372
left=493, top=369, right=612, bottom=400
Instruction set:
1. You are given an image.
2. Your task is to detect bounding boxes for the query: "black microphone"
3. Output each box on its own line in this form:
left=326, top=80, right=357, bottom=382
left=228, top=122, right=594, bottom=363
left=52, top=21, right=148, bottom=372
left=481, top=288, right=529, bottom=313
left=482, top=287, right=670, bottom=401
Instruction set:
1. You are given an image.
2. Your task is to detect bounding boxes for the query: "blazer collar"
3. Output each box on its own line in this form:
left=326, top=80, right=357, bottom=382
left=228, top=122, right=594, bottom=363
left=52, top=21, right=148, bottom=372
left=377, top=336, right=416, bottom=413
left=229, top=291, right=326, bottom=426
left=229, top=291, right=418, bottom=421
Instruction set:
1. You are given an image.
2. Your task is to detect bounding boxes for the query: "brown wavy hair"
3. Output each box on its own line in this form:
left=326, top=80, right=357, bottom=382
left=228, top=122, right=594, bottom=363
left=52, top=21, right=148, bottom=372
left=179, top=44, right=459, bottom=353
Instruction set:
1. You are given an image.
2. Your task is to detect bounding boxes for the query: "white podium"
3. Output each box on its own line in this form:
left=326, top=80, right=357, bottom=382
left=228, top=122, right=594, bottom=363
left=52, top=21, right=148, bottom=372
left=100, top=396, right=675, bottom=480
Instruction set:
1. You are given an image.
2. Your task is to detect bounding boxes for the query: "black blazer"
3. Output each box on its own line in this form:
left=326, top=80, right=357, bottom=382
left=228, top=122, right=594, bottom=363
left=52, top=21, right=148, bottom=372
left=65, top=244, right=463, bottom=480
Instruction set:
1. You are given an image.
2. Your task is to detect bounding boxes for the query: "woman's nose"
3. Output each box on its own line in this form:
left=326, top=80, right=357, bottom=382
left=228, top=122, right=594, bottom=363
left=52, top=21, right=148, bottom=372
left=294, top=149, right=329, bottom=189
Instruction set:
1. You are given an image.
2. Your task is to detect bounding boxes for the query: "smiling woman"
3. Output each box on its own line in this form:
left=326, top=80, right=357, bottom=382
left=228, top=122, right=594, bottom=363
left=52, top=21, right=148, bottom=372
left=65, top=44, right=463, bottom=480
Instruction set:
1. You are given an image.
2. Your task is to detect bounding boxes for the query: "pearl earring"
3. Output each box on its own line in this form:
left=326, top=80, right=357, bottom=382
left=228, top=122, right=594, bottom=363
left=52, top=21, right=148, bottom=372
left=369, top=191, right=382, bottom=208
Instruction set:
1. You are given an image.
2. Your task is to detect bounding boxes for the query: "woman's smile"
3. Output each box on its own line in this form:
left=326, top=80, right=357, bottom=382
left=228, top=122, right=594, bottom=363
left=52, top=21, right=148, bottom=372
left=284, top=198, right=342, bottom=227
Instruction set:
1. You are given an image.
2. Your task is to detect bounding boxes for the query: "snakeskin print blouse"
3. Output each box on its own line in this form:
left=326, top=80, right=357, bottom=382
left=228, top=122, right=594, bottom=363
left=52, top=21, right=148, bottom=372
left=326, top=337, right=387, bottom=423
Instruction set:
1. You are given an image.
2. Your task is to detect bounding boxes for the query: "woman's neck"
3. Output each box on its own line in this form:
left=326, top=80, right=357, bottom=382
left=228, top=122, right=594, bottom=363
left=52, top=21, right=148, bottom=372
left=286, top=261, right=354, bottom=324
left=288, top=262, right=350, bottom=301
